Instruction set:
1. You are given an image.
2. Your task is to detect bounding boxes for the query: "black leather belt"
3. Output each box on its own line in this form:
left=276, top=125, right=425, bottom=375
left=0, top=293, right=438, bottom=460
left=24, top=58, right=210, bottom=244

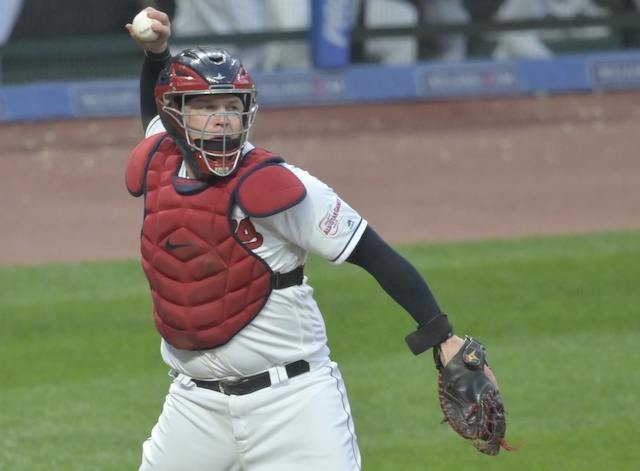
left=193, top=360, right=310, bottom=396
left=270, top=265, right=304, bottom=289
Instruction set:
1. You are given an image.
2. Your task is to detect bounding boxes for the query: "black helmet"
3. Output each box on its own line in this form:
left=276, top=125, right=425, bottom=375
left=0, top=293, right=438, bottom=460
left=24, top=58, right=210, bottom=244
left=155, top=47, right=258, bottom=178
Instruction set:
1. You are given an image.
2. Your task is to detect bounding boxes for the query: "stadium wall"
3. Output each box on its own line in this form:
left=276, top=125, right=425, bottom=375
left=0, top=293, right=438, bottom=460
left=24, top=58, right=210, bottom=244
left=2, top=49, right=640, bottom=123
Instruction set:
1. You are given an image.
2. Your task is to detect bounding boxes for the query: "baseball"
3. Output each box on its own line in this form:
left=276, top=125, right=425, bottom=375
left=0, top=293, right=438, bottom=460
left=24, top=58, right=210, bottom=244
left=131, top=11, right=160, bottom=42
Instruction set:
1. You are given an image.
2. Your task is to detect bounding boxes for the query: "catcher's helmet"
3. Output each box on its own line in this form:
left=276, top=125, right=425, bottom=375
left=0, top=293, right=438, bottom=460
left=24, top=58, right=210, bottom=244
left=155, top=47, right=258, bottom=178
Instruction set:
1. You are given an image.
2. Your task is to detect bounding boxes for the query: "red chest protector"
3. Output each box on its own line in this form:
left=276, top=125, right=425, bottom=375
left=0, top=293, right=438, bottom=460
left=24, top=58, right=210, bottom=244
left=126, top=134, right=306, bottom=350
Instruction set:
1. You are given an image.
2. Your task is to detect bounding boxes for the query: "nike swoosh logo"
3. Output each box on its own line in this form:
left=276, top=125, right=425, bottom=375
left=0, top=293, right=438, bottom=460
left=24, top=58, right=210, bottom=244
left=165, top=238, right=194, bottom=250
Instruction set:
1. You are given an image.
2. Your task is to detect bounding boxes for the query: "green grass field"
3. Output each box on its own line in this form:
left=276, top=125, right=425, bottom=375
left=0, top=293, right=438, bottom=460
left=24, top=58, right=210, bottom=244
left=1, top=231, right=638, bottom=470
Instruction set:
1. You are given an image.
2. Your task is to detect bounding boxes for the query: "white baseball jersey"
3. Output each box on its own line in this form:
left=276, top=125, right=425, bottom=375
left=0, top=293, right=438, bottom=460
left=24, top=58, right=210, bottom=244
left=145, top=116, right=368, bottom=380
left=139, top=118, right=365, bottom=471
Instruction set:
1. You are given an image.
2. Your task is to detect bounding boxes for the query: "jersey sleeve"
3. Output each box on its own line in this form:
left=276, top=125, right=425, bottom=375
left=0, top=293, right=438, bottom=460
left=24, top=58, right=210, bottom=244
left=260, top=165, right=368, bottom=265
left=145, top=115, right=166, bottom=137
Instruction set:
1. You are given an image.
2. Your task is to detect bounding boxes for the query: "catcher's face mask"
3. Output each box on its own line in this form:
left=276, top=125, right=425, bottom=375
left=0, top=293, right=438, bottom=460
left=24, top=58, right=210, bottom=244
left=164, top=92, right=255, bottom=177
left=155, top=47, right=258, bottom=178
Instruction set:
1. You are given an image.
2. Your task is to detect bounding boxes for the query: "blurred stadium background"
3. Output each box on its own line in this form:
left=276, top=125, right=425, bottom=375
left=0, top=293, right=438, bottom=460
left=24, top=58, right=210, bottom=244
left=1, top=3, right=639, bottom=470
left=3, top=0, right=640, bottom=121
left=1, top=0, right=639, bottom=264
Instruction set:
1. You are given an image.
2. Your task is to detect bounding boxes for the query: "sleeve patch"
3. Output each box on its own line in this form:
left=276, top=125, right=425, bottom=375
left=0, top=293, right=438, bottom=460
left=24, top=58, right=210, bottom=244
left=237, top=165, right=306, bottom=217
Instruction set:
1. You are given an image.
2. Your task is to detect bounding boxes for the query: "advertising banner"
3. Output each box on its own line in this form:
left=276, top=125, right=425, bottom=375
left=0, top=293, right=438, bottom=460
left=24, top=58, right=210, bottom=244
left=310, top=0, right=354, bottom=69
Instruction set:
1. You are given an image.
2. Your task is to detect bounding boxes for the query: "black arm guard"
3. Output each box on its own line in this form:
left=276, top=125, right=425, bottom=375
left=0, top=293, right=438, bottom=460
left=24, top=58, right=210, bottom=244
left=405, top=312, right=454, bottom=355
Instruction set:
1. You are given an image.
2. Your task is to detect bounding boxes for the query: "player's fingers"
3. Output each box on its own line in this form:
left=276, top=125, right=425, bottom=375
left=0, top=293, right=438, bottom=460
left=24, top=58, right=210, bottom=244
left=144, top=7, right=170, bottom=27
left=147, top=11, right=171, bottom=42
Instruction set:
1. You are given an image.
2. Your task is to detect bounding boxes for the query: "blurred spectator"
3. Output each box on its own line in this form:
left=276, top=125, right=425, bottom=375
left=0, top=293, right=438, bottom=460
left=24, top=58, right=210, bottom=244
left=492, top=0, right=553, bottom=59
left=264, top=0, right=312, bottom=70
left=359, top=0, right=542, bottom=62
left=354, top=0, right=417, bottom=64
left=0, top=0, right=23, bottom=81
left=0, top=0, right=22, bottom=43
left=172, top=0, right=271, bottom=71
left=10, top=0, right=174, bottom=38
left=420, top=0, right=470, bottom=61
left=354, top=0, right=470, bottom=63
left=171, top=0, right=312, bottom=71
left=361, top=0, right=547, bottom=62
left=548, top=0, right=609, bottom=17
left=543, top=0, right=611, bottom=46
left=4, top=1, right=174, bottom=83
left=582, top=1, right=640, bottom=47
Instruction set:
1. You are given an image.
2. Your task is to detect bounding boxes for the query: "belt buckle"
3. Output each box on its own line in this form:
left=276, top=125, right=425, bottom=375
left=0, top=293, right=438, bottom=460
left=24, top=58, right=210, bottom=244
left=217, top=377, right=250, bottom=395
left=217, top=378, right=235, bottom=395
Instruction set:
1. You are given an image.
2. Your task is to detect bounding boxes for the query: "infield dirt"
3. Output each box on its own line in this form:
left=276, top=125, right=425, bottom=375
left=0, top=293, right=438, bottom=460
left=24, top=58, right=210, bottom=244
left=1, top=91, right=638, bottom=265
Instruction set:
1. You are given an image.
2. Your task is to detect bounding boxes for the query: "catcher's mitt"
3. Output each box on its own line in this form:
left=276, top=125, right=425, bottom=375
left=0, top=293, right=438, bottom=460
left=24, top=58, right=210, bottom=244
left=434, top=336, right=519, bottom=455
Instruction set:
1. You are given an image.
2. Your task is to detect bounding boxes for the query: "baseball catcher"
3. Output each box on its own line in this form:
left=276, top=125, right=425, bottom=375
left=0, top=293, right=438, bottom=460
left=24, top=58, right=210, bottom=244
left=433, top=336, right=520, bottom=455
left=126, top=7, right=520, bottom=470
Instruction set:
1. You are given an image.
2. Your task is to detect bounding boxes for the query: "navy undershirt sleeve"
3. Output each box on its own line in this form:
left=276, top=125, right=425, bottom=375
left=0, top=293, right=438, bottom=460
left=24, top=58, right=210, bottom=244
left=346, top=225, right=442, bottom=325
left=140, top=49, right=171, bottom=131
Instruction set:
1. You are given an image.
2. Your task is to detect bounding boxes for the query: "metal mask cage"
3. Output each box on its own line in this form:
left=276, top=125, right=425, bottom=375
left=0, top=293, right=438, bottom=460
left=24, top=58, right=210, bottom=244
left=161, top=89, right=258, bottom=177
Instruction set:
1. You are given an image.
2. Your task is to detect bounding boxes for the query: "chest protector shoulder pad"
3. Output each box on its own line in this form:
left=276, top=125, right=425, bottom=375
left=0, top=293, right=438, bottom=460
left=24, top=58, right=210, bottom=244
left=128, top=135, right=302, bottom=350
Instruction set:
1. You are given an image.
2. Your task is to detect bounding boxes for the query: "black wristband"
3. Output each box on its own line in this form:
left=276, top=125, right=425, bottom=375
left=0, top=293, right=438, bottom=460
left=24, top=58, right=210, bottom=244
left=405, top=312, right=454, bottom=355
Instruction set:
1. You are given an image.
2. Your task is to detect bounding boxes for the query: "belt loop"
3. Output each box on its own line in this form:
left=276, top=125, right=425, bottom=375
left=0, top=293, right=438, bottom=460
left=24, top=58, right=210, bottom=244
left=268, top=365, right=288, bottom=386
left=170, top=369, right=196, bottom=388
